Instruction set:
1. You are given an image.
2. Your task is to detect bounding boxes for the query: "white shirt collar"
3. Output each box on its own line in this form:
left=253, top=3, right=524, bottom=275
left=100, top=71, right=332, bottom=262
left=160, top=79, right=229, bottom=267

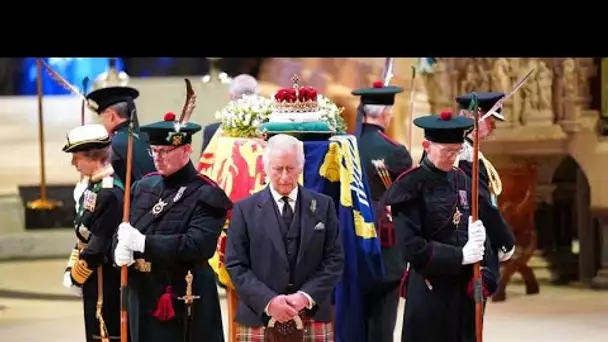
left=269, top=185, right=298, bottom=204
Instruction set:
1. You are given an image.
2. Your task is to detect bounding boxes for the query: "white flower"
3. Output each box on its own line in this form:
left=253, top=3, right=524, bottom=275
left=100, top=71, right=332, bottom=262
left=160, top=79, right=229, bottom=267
left=216, top=94, right=274, bottom=138
left=317, top=94, right=346, bottom=133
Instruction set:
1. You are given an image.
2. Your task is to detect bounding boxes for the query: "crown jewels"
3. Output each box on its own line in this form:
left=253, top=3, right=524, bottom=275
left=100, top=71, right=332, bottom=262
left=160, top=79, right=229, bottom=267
left=273, top=74, right=319, bottom=113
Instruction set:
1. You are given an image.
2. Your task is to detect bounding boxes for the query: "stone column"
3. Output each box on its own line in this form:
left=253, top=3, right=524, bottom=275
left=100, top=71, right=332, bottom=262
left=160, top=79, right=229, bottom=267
left=576, top=168, right=595, bottom=285
left=591, top=211, right=608, bottom=289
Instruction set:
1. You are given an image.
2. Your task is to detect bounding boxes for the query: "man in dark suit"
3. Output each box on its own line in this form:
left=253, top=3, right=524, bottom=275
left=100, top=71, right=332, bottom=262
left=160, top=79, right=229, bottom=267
left=225, top=134, right=344, bottom=341
left=201, top=74, right=259, bottom=152
left=86, top=86, right=156, bottom=184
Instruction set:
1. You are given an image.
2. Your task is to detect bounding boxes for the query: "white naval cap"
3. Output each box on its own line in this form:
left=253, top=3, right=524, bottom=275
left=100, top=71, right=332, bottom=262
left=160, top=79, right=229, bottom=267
left=63, top=124, right=111, bottom=153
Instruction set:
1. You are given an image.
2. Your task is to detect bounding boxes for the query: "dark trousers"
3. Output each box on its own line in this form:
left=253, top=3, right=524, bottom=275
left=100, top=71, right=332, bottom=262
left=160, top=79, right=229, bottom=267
left=365, top=284, right=400, bottom=342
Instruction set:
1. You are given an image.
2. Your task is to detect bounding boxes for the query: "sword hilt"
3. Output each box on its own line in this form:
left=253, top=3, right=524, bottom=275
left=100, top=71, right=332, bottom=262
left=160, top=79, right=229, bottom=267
left=178, top=294, right=201, bottom=304
left=178, top=271, right=199, bottom=303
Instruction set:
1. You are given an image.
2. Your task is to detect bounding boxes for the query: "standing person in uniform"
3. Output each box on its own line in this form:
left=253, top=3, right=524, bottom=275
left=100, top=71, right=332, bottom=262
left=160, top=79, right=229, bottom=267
left=61, top=124, right=124, bottom=342
left=455, top=91, right=516, bottom=263
left=351, top=80, right=411, bottom=341
left=386, top=111, right=500, bottom=342
left=201, top=74, right=259, bottom=152
left=113, top=111, right=232, bottom=342
left=225, top=134, right=344, bottom=342
left=85, top=86, right=156, bottom=184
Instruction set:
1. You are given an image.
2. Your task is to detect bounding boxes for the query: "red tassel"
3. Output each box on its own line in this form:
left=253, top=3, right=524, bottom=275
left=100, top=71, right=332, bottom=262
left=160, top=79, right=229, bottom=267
left=152, top=285, right=175, bottom=321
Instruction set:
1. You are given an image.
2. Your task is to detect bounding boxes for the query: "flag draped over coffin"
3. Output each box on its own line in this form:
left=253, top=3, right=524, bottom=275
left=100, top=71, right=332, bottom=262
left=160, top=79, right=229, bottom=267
left=303, top=135, right=384, bottom=342
left=198, top=133, right=384, bottom=342
left=198, top=133, right=268, bottom=289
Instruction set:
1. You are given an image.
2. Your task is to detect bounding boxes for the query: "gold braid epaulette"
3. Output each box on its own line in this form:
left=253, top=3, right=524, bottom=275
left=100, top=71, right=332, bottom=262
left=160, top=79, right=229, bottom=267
left=480, top=156, right=502, bottom=197
left=71, top=259, right=93, bottom=285
left=67, top=248, right=79, bottom=269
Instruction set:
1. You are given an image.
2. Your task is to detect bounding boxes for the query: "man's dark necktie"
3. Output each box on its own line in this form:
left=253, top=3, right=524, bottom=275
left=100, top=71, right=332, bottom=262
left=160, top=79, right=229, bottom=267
left=281, top=196, right=294, bottom=227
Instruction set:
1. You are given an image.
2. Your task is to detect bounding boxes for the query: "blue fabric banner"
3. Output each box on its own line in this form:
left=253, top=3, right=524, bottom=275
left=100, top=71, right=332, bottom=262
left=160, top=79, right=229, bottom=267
left=302, top=135, right=384, bottom=342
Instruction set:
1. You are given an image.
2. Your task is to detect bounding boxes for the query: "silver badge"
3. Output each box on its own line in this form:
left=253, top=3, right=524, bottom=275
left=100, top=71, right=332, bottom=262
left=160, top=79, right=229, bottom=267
left=174, top=186, right=187, bottom=203
left=152, top=198, right=168, bottom=215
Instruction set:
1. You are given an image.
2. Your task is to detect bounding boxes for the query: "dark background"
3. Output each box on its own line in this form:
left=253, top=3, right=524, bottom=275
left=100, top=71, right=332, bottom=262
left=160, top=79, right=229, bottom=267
left=0, top=57, right=265, bottom=96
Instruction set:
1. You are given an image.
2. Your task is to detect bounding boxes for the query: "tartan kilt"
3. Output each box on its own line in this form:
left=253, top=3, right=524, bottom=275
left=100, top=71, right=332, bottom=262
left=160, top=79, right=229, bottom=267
left=236, top=318, right=334, bottom=342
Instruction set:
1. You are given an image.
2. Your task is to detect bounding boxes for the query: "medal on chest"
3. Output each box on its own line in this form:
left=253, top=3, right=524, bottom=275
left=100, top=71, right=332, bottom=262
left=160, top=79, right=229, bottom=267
left=152, top=198, right=168, bottom=215
left=82, top=190, right=97, bottom=212
left=453, top=190, right=469, bottom=226
left=151, top=186, right=188, bottom=216
left=453, top=207, right=462, bottom=226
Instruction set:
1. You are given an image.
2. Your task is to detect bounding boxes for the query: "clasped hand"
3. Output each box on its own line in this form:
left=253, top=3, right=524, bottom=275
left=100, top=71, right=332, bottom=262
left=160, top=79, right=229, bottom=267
left=114, top=222, right=145, bottom=267
left=267, top=293, right=309, bottom=323
left=462, top=216, right=487, bottom=265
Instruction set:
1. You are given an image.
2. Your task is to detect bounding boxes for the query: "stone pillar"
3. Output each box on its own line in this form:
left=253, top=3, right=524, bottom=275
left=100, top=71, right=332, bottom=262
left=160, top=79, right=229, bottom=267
left=591, top=211, right=608, bottom=289
left=576, top=168, right=595, bottom=285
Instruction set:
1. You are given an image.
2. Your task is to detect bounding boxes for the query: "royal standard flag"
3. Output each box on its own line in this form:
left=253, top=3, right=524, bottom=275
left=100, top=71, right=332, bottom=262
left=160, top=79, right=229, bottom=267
left=198, top=133, right=268, bottom=289
left=304, top=135, right=384, bottom=342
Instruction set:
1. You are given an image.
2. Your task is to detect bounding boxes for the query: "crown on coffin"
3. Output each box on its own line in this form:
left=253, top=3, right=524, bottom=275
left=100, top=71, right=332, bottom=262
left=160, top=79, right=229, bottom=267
left=273, top=74, right=319, bottom=113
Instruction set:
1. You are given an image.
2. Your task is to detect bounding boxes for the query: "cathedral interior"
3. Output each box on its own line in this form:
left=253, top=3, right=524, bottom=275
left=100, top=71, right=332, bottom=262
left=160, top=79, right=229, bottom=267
left=0, top=57, right=607, bottom=341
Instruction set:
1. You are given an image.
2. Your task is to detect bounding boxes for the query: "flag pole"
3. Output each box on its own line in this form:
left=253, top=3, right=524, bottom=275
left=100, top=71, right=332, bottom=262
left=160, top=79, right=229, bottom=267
left=26, top=58, right=61, bottom=211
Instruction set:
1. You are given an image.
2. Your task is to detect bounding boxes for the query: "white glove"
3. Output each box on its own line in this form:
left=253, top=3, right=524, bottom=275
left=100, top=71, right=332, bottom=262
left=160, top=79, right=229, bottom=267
left=498, top=246, right=515, bottom=262
left=117, top=222, right=146, bottom=253
left=467, top=216, right=486, bottom=245
left=62, top=271, right=82, bottom=297
left=62, top=271, right=73, bottom=289
left=114, top=243, right=135, bottom=267
left=462, top=241, right=485, bottom=265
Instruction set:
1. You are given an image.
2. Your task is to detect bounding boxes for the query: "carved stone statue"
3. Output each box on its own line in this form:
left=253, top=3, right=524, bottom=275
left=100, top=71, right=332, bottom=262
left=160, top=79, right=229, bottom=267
left=560, top=58, right=577, bottom=122
left=460, top=62, right=478, bottom=94
left=518, top=59, right=540, bottom=125
left=492, top=58, right=512, bottom=93
left=434, top=60, right=452, bottom=107
left=476, top=59, right=491, bottom=92
left=422, top=59, right=451, bottom=113
left=575, top=59, right=591, bottom=107
left=537, top=61, right=553, bottom=112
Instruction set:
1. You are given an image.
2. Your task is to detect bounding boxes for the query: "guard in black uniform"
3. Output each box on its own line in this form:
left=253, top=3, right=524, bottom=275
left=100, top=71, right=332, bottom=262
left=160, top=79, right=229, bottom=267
left=61, top=124, right=124, bottom=342
left=113, top=112, right=232, bottom=342
left=86, top=86, right=156, bottom=184
left=455, top=92, right=516, bottom=263
left=352, top=81, right=411, bottom=341
left=386, top=111, right=500, bottom=342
